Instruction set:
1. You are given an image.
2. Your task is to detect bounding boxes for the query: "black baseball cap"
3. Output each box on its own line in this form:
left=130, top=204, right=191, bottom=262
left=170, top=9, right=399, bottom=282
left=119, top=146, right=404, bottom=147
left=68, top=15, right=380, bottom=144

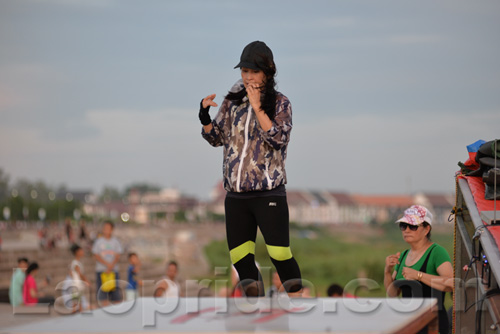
left=234, top=41, right=275, bottom=71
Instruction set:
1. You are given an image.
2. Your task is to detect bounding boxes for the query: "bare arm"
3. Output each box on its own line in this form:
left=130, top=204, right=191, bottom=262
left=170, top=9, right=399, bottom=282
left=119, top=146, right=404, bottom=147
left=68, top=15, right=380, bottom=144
left=154, top=280, right=169, bottom=297
left=102, top=253, right=120, bottom=272
left=94, top=254, right=109, bottom=266
left=74, top=264, right=89, bottom=284
left=402, top=262, right=454, bottom=292
left=384, top=271, right=400, bottom=297
left=203, top=123, right=213, bottom=133
left=110, top=253, right=120, bottom=267
left=384, top=252, right=401, bottom=297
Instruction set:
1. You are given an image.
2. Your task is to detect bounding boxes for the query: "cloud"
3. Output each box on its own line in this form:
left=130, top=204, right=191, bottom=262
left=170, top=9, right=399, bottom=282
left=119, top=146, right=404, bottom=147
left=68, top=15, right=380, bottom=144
left=0, top=63, right=67, bottom=111
left=437, top=0, right=500, bottom=15
left=287, top=109, right=500, bottom=194
left=0, top=83, right=17, bottom=110
left=82, top=109, right=197, bottom=153
left=313, top=17, right=359, bottom=28
left=0, top=107, right=192, bottom=154
left=28, top=0, right=116, bottom=7
left=387, top=34, right=444, bottom=45
left=0, top=106, right=214, bottom=194
left=1, top=104, right=498, bottom=198
left=327, top=33, right=445, bottom=48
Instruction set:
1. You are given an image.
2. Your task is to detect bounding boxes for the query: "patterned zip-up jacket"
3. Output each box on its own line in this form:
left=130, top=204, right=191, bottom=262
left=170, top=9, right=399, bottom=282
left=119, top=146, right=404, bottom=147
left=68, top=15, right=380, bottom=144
left=202, top=80, right=292, bottom=193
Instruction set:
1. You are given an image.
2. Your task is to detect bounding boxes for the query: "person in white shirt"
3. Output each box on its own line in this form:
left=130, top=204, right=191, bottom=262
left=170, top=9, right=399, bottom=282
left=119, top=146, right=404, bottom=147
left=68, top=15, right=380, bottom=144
left=62, top=244, right=90, bottom=312
left=155, top=261, right=181, bottom=298
left=92, top=221, right=123, bottom=306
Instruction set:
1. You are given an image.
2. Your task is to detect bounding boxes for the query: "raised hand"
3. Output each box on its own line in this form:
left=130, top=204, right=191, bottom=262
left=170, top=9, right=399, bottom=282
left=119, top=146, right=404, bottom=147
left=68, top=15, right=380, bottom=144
left=246, top=84, right=262, bottom=111
left=385, top=252, right=400, bottom=274
left=202, top=94, right=218, bottom=109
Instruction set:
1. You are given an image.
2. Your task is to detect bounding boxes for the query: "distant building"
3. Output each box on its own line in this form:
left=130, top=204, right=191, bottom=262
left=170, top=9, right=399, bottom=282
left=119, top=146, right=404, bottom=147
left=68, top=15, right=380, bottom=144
left=207, top=181, right=226, bottom=216
left=286, top=190, right=359, bottom=225
left=287, top=190, right=315, bottom=224
left=84, top=188, right=198, bottom=224
left=414, top=192, right=454, bottom=225
left=350, top=194, right=414, bottom=224
left=84, top=199, right=131, bottom=222
left=323, top=191, right=360, bottom=224
left=85, top=181, right=454, bottom=225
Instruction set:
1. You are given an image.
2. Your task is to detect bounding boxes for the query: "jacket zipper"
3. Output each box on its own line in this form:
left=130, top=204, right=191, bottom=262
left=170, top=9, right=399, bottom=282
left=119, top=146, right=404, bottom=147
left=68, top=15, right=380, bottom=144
left=236, top=105, right=252, bottom=192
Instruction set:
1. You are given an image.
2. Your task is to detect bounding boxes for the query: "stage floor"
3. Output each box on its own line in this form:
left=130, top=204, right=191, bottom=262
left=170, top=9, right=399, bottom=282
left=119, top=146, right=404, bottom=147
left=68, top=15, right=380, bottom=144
left=2, top=297, right=438, bottom=333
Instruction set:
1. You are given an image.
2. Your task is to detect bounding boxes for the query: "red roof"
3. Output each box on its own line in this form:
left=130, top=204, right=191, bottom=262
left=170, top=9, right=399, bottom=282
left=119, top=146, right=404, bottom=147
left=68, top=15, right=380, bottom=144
left=422, top=193, right=453, bottom=207
left=351, top=194, right=413, bottom=207
left=327, top=192, right=356, bottom=206
left=287, top=190, right=312, bottom=206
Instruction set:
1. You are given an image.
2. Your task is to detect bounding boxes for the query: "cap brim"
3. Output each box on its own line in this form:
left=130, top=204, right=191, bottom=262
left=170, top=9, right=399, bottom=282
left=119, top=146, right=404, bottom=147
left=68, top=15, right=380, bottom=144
left=396, top=216, right=423, bottom=226
left=234, top=61, right=261, bottom=71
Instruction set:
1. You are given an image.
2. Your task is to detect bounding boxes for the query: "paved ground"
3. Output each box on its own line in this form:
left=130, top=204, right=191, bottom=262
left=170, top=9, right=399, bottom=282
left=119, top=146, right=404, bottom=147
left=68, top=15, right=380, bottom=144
left=0, top=303, right=61, bottom=330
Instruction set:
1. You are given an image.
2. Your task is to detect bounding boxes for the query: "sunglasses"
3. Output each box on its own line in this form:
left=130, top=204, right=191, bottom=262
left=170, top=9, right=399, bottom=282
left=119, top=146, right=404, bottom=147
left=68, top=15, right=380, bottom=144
left=399, top=222, right=420, bottom=231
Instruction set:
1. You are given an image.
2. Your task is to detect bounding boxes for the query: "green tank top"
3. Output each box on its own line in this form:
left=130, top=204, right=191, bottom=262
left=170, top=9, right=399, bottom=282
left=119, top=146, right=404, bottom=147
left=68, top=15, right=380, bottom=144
left=394, top=243, right=451, bottom=280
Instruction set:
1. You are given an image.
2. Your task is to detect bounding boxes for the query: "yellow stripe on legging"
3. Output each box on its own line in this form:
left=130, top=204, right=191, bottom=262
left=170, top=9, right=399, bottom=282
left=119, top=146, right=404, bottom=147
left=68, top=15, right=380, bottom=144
left=266, top=245, right=293, bottom=261
left=230, top=241, right=256, bottom=264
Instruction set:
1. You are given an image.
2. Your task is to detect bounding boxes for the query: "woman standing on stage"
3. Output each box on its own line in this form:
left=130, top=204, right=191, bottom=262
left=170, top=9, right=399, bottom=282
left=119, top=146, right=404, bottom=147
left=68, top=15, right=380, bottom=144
left=199, top=41, right=302, bottom=297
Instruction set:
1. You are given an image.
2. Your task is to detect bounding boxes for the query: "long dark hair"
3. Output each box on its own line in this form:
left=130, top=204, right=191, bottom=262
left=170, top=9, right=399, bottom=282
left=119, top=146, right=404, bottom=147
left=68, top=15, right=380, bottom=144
left=26, top=262, right=39, bottom=276
left=423, top=222, right=432, bottom=241
left=226, top=63, right=278, bottom=120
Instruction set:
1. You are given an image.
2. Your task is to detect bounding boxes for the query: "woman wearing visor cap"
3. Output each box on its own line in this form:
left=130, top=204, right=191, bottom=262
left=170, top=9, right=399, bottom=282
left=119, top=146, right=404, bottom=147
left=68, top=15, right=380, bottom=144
left=199, top=41, right=302, bottom=297
left=384, top=205, right=453, bottom=334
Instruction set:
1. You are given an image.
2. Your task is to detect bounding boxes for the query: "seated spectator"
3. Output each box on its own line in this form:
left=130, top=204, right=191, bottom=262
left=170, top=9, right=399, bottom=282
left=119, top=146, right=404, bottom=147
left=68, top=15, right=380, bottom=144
left=327, top=283, right=343, bottom=297
left=23, top=262, right=55, bottom=306
left=9, top=257, right=29, bottom=307
left=327, top=283, right=354, bottom=298
left=384, top=205, right=453, bottom=334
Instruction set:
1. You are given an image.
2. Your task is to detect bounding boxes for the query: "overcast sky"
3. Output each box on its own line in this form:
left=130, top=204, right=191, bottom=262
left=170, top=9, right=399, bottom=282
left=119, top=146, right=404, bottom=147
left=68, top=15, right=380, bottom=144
left=1, top=0, right=499, bottom=199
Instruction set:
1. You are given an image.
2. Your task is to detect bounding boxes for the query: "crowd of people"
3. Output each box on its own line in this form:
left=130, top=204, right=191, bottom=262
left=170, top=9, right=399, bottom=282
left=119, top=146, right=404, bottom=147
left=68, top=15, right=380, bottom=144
left=8, top=218, right=365, bottom=311
left=9, top=257, right=55, bottom=308
left=7, top=220, right=184, bottom=312
left=7, top=204, right=452, bottom=332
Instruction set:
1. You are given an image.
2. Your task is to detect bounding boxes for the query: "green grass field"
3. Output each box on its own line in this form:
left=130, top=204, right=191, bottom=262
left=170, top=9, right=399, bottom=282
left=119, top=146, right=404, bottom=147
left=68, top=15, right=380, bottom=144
left=203, top=222, right=455, bottom=299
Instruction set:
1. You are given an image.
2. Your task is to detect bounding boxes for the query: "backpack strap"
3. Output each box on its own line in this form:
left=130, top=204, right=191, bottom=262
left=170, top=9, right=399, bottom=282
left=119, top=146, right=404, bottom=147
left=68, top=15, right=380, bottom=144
left=419, top=244, right=437, bottom=273
left=396, top=249, right=410, bottom=277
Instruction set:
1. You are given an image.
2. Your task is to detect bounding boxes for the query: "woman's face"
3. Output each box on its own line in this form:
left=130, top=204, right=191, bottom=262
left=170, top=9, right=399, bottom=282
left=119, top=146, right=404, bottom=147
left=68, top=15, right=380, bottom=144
left=402, top=224, right=430, bottom=244
left=240, top=67, right=266, bottom=89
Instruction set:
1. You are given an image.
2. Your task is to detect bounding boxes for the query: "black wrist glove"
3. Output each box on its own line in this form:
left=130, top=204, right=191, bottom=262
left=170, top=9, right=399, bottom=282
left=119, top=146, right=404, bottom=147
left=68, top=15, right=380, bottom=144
left=199, top=99, right=212, bottom=126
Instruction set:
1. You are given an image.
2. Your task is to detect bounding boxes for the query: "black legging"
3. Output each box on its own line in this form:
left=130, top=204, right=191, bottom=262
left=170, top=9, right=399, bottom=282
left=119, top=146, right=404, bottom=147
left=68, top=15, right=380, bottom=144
left=225, top=195, right=302, bottom=296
